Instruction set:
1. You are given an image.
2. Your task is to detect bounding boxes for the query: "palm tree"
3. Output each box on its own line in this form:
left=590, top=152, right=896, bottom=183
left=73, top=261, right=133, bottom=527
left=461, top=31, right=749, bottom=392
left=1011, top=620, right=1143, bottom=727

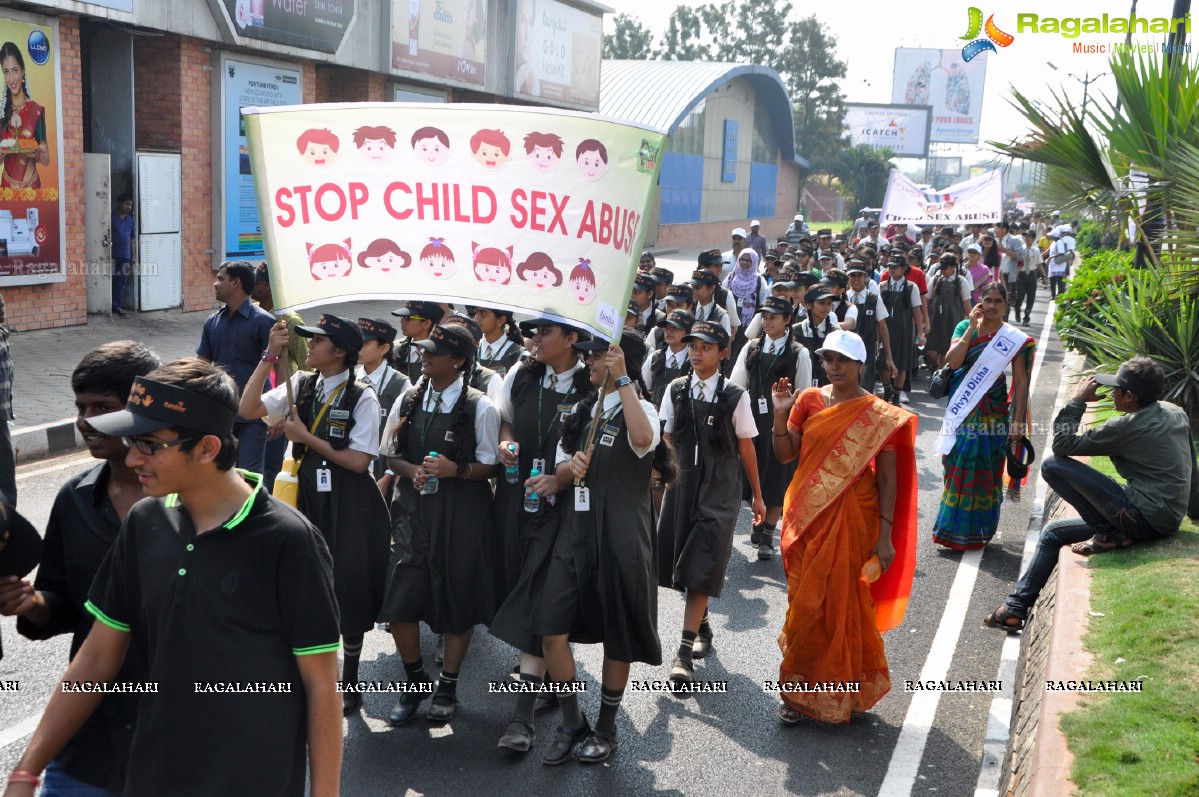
left=990, top=49, right=1199, bottom=272
left=827, top=144, right=894, bottom=216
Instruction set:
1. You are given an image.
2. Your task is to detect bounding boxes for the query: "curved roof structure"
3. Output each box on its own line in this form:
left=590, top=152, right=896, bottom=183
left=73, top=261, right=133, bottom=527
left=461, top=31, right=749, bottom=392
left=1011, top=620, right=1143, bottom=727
left=599, top=60, right=805, bottom=166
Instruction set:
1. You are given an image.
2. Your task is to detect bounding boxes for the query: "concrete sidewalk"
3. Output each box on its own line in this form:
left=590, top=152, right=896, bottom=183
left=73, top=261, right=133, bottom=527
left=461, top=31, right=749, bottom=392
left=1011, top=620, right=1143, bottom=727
left=7, top=247, right=709, bottom=463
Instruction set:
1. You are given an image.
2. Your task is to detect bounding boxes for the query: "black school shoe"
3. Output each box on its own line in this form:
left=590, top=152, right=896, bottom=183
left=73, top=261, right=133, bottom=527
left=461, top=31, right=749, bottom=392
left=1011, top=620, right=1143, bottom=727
left=542, top=718, right=591, bottom=766
left=388, top=688, right=431, bottom=726
left=577, top=729, right=617, bottom=764
left=749, top=524, right=764, bottom=546
left=497, top=717, right=536, bottom=752
left=342, top=690, right=363, bottom=716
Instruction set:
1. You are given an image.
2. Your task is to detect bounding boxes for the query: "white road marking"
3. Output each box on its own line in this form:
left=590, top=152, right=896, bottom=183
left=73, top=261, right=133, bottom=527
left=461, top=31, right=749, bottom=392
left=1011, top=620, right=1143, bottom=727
left=974, top=306, right=1077, bottom=796
left=879, top=307, right=1054, bottom=797
left=17, top=454, right=92, bottom=481
left=0, top=713, right=40, bottom=750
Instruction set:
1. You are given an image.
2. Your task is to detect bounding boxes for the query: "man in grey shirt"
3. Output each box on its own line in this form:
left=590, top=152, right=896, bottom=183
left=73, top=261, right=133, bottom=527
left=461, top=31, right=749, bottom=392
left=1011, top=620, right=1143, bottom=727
left=996, top=219, right=1024, bottom=321
left=983, top=356, right=1199, bottom=630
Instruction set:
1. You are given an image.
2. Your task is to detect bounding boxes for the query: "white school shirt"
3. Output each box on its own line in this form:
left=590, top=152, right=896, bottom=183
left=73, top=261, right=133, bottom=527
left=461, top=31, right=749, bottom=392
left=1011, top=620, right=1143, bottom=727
left=641, top=345, right=688, bottom=389
left=554, top=390, right=661, bottom=465
left=658, top=372, right=757, bottom=438
left=262, top=370, right=379, bottom=456
left=378, top=379, right=500, bottom=464
left=729, top=333, right=812, bottom=391
left=478, top=336, right=515, bottom=365
left=495, top=359, right=585, bottom=425
left=693, top=300, right=733, bottom=334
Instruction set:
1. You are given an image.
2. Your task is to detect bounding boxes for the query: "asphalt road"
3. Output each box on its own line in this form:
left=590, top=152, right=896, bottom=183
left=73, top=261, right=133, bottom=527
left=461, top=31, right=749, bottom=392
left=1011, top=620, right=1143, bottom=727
left=0, top=273, right=1067, bottom=797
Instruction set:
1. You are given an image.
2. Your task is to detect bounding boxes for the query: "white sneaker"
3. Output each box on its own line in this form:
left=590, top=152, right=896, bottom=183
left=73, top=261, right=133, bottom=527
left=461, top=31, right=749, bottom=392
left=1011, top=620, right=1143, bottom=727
left=900, top=391, right=911, bottom=404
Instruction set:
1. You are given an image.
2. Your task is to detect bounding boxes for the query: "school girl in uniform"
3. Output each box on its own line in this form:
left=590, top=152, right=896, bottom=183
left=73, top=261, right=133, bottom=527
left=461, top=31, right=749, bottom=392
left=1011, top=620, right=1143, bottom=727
left=488, top=318, right=591, bottom=752
left=536, top=330, right=674, bottom=764
left=656, top=321, right=765, bottom=686
left=240, top=314, right=392, bottom=716
left=793, top=285, right=840, bottom=388
left=377, top=324, right=501, bottom=725
left=641, top=309, right=694, bottom=410
left=729, top=296, right=812, bottom=560
left=473, top=306, right=523, bottom=377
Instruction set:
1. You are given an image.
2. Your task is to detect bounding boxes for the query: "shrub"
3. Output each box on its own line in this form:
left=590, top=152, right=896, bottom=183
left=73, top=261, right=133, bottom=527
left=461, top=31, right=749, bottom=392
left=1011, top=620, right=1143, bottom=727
left=1059, top=266, right=1199, bottom=430
left=1073, top=219, right=1104, bottom=253
left=1055, top=250, right=1135, bottom=342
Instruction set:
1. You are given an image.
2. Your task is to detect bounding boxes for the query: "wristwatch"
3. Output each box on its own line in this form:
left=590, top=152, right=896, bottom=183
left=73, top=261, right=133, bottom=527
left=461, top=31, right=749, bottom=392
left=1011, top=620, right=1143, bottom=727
left=614, top=375, right=633, bottom=390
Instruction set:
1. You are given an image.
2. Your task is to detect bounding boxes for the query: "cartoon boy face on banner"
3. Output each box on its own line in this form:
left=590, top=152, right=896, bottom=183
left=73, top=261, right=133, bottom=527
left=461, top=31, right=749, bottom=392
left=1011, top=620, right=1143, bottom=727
left=245, top=103, right=667, bottom=341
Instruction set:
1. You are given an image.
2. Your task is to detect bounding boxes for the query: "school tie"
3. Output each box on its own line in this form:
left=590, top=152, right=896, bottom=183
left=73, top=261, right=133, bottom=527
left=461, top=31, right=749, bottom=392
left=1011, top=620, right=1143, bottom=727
left=765, top=340, right=776, bottom=355
left=548, top=373, right=559, bottom=391
left=427, top=390, right=442, bottom=413
left=483, top=344, right=493, bottom=361
left=316, top=380, right=326, bottom=404
left=693, top=381, right=705, bottom=402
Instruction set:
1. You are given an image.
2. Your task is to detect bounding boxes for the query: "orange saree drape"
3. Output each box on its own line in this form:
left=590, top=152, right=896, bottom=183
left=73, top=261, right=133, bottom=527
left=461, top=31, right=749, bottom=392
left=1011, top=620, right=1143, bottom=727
left=777, top=390, right=918, bottom=723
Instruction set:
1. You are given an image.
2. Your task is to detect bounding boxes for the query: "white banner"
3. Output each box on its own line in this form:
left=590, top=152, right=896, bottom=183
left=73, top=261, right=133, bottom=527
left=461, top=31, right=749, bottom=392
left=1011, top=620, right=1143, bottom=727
left=891, top=48, right=987, bottom=145
left=843, top=103, right=931, bottom=158
left=880, top=169, right=1004, bottom=225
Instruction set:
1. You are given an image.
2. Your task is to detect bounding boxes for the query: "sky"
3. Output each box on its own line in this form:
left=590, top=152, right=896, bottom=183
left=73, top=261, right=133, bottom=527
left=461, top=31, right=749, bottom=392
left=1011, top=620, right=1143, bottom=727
left=601, top=0, right=1186, bottom=166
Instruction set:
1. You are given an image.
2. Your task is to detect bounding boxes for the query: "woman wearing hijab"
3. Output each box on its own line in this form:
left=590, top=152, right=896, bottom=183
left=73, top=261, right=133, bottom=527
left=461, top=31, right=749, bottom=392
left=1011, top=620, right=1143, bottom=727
left=724, top=249, right=769, bottom=366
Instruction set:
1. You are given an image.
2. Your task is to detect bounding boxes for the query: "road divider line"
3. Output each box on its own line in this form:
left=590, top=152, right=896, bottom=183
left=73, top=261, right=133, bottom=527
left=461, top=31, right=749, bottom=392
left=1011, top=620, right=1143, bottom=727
left=974, top=309, right=1078, bottom=796
left=881, top=307, right=1054, bottom=797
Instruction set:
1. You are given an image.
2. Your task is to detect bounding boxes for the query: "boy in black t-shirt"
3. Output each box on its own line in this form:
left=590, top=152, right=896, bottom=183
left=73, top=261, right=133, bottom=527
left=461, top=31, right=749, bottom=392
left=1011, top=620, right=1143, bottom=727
left=4, top=359, right=342, bottom=797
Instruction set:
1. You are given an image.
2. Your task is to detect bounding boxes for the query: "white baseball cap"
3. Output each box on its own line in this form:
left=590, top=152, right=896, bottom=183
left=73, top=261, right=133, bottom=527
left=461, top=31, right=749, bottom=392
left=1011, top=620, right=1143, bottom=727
left=794, top=213, right=804, bottom=222
left=967, top=243, right=983, bottom=254
left=731, top=227, right=747, bottom=238
left=815, top=330, right=868, bottom=364
left=1051, top=210, right=1061, bottom=216
left=750, top=219, right=761, bottom=227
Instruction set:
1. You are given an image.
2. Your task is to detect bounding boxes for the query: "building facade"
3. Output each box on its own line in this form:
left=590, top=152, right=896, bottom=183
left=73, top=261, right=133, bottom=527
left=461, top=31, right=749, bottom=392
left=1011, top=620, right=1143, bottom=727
left=0, top=0, right=609, bottom=330
left=599, top=60, right=805, bottom=249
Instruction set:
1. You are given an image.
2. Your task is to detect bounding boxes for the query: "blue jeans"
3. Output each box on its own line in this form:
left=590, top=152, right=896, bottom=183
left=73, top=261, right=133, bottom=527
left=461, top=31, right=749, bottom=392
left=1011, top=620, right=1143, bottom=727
left=1004, top=455, right=1157, bottom=617
left=42, top=761, right=118, bottom=797
left=233, top=419, right=268, bottom=476
left=111, top=258, right=131, bottom=312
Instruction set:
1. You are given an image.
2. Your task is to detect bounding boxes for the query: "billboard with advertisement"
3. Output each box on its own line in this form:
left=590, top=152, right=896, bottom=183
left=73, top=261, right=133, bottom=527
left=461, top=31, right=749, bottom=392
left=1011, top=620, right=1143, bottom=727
left=843, top=103, right=931, bottom=158
left=390, top=0, right=487, bottom=87
left=513, top=0, right=602, bottom=109
left=0, top=16, right=64, bottom=286
left=220, top=57, right=302, bottom=261
left=222, top=0, right=354, bottom=54
left=891, top=48, right=987, bottom=144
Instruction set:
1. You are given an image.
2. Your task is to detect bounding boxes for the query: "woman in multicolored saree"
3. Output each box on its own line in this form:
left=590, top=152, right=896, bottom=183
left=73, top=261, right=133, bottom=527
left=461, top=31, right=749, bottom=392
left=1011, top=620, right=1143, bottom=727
left=931, top=283, right=1035, bottom=550
left=770, top=330, right=918, bottom=724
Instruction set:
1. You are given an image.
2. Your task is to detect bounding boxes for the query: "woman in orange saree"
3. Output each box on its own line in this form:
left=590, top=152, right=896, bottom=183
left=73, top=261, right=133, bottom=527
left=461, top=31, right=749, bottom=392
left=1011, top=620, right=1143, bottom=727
left=770, top=330, right=918, bottom=724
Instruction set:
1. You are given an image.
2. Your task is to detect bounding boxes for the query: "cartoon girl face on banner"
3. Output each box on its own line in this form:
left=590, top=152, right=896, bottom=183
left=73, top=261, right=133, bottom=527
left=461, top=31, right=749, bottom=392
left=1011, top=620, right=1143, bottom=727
left=575, top=139, right=608, bottom=181
left=420, top=237, right=457, bottom=279
left=307, top=239, right=353, bottom=280
left=515, top=251, right=561, bottom=291
left=357, top=238, right=411, bottom=273
left=472, top=243, right=514, bottom=285
left=411, top=126, right=452, bottom=165
left=569, top=258, right=597, bottom=304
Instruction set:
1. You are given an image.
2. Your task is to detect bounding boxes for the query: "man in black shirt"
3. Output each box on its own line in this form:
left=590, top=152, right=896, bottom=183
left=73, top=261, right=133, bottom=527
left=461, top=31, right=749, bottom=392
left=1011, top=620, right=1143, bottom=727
left=0, top=341, right=159, bottom=796
left=4, top=359, right=342, bottom=797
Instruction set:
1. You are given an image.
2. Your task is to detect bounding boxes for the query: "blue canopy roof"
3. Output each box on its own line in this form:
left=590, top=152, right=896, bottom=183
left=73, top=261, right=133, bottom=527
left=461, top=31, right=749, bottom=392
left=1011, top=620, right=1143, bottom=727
left=599, top=60, right=806, bottom=167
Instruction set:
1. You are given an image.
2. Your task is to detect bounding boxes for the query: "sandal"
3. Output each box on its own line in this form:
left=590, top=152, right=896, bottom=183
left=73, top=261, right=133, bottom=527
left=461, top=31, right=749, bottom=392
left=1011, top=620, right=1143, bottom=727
left=1071, top=532, right=1134, bottom=556
left=778, top=704, right=802, bottom=725
left=982, top=606, right=1025, bottom=632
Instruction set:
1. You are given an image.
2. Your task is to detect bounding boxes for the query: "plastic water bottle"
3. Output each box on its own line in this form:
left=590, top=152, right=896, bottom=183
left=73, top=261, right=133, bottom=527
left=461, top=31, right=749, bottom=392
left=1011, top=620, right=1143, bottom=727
left=271, top=457, right=299, bottom=507
left=420, top=451, right=439, bottom=495
left=504, top=442, right=520, bottom=484
left=523, top=468, right=541, bottom=512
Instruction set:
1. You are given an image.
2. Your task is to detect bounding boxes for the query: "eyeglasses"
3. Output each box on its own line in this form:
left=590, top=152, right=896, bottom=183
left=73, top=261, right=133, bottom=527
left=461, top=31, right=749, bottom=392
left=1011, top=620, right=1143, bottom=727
left=819, top=352, right=855, bottom=365
left=123, top=435, right=201, bottom=455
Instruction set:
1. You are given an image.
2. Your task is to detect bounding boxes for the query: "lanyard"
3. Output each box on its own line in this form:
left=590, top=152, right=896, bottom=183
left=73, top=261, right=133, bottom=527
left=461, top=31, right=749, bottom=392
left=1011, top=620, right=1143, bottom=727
left=536, top=372, right=574, bottom=453
left=296, top=381, right=346, bottom=470
left=419, top=390, right=443, bottom=451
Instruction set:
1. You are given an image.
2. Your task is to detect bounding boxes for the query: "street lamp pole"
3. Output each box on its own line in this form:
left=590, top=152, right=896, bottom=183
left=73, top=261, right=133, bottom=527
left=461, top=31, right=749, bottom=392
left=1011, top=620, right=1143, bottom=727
left=1046, top=62, right=1106, bottom=118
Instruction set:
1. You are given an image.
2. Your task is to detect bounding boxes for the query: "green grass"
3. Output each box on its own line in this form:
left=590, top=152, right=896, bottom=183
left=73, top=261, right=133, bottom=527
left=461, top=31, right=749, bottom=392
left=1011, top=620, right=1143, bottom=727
left=1060, top=456, right=1199, bottom=796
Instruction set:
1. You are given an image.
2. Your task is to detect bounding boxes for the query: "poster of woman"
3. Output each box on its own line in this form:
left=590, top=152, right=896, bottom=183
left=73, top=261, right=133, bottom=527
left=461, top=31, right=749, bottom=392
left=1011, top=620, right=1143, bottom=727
left=0, top=16, right=61, bottom=283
